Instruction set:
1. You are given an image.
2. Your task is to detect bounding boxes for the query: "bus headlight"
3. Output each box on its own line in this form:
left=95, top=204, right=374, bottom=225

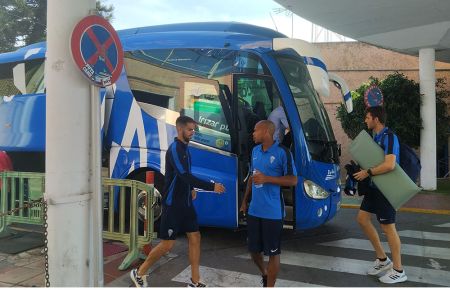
left=303, top=180, right=330, bottom=199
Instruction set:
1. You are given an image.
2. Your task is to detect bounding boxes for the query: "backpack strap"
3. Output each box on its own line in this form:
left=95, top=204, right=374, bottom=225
left=379, top=128, right=395, bottom=154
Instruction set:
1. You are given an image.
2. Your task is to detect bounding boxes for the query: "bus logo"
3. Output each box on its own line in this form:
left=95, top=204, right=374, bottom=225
left=325, top=169, right=336, bottom=180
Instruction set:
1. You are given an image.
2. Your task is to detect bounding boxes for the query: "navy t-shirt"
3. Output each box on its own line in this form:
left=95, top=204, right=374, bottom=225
left=373, top=127, right=400, bottom=163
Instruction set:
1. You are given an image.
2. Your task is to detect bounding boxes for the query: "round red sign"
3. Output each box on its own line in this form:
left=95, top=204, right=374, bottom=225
left=71, top=15, right=124, bottom=87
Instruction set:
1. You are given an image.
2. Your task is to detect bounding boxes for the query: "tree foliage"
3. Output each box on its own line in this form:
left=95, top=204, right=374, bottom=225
left=336, top=72, right=450, bottom=153
left=0, top=0, right=114, bottom=53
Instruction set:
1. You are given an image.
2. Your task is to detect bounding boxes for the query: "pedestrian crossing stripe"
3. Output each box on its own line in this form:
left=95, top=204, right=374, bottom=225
left=320, top=238, right=450, bottom=260
left=171, top=265, right=322, bottom=287
left=236, top=251, right=450, bottom=286
left=398, top=230, right=450, bottom=242
left=435, top=223, right=450, bottom=228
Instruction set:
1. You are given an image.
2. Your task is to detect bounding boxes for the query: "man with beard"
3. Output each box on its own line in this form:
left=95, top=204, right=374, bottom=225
left=130, top=116, right=226, bottom=287
left=353, top=106, right=407, bottom=284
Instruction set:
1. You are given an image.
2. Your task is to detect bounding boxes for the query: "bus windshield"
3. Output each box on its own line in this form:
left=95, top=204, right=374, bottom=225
left=275, top=55, right=338, bottom=163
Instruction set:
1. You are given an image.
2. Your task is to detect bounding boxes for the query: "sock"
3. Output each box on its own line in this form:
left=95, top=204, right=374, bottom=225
left=394, top=268, right=403, bottom=273
left=378, top=257, right=387, bottom=262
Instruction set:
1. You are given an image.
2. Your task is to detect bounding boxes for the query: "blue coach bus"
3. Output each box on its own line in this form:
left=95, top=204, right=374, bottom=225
left=0, top=22, right=352, bottom=230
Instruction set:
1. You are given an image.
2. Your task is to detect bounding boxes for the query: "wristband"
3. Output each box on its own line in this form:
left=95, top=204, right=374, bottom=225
left=367, top=168, right=373, bottom=176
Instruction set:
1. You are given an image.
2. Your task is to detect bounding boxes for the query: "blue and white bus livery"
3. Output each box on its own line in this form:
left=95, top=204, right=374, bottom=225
left=0, top=22, right=352, bottom=230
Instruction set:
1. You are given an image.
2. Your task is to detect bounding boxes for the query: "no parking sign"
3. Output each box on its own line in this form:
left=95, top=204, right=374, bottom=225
left=71, top=15, right=123, bottom=87
left=364, top=84, right=384, bottom=108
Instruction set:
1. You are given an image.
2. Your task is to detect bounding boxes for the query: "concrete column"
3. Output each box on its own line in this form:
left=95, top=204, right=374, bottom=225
left=419, top=48, right=437, bottom=190
left=46, top=0, right=96, bottom=286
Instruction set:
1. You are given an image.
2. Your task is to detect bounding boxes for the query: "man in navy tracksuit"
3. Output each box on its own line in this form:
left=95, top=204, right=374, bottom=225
left=130, top=116, right=225, bottom=287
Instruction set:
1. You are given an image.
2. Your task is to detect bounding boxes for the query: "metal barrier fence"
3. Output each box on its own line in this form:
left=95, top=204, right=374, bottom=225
left=0, top=171, right=45, bottom=234
left=0, top=171, right=156, bottom=270
left=102, top=178, right=156, bottom=270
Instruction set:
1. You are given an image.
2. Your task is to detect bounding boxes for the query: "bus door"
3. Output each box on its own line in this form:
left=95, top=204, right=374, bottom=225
left=232, top=74, right=296, bottom=225
left=180, top=78, right=239, bottom=228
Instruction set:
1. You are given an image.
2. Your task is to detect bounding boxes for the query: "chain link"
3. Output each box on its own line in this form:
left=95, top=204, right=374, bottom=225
left=0, top=198, right=44, bottom=217
left=43, top=200, right=50, bottom=287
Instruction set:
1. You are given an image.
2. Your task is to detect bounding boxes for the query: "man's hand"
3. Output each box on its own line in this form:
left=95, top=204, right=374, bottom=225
left=353, top=169, right=369, bottom=181
left=191, top=189, right=197, bottom=200
left=239, top=201, right=248, bottom=216
left=253, top=170, right=267, bottom=185
left=214, top=183, right=226, bottom=194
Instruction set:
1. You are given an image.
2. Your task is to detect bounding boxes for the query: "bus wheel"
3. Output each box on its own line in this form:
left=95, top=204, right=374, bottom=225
left=137, top=187, right=162, bottom=226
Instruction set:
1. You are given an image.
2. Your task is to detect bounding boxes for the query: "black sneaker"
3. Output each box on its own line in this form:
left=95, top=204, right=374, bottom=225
left=130, top=268, right=148, bottom=287
left=261, top=275, right=267, bottom=287
left=188, top=278, right=206, bottom=287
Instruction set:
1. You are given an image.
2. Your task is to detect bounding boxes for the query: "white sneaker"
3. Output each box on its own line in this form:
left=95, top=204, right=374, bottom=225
left=379, top=268, right=407, bottom=284
left=130, top=268, right=148, bottom=287
left=367, top=257, right=393, bottom=275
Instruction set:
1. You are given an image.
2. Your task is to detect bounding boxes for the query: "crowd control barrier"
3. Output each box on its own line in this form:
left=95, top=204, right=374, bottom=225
left=0, top=171, right=156, bottom=270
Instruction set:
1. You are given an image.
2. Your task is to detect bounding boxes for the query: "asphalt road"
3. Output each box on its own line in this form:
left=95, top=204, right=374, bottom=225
left=114, top=208, right=450, bottom=287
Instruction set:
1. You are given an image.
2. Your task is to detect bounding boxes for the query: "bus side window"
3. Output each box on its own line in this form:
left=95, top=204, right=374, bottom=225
left=179, top=80, right=232, bottom=152
left=132, top=90, right=172, bottom=109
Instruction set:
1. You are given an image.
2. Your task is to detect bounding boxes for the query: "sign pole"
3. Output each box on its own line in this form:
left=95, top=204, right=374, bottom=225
left=69, top=13, right=124, bottom=286
left=46, top=0, right=96, bottom=286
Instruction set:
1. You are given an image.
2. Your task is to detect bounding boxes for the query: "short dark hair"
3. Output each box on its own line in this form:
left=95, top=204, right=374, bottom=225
left=176, top=115, right=196, bottom=127
left=365, top=106, right=386, bottom=124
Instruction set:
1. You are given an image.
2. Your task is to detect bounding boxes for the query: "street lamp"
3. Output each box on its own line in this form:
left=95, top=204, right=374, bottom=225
left=273, top=7, right=294, bottom=38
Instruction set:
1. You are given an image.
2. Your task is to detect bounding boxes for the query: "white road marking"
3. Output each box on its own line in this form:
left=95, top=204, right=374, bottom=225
left=171, top=265, right=322, bottom=287
left=320, top=238, right=450, bottom=260
left=398, top=230, right=450, bottom=242
left=435, top=223, right=450, bottom=228
left=236, top=251, right=450, bottom=286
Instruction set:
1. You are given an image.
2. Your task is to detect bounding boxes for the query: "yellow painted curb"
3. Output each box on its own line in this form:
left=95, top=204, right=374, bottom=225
left=341, top=204, right=450, bottom=215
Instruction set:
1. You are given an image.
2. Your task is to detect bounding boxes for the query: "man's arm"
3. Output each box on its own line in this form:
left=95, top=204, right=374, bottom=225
left=239, top=176, right=253, bottom=214
left=169, top=144, right=224, bottom=192
left=353, top=154, right=396, bottom=181
left=253, top=148, right=298, bottom=187
left=253, top=172, right=297, bottom=187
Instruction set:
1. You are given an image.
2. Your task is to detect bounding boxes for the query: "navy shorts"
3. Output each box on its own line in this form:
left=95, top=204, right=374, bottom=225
left=247, top=215, right=283, bottom=256
left=360, top=188, right=396, bottom=224
left=159, top=205, right=199, bottom=240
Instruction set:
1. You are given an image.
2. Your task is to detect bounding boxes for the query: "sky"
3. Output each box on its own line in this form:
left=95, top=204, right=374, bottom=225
left=104, top=0, right=348, bottom=42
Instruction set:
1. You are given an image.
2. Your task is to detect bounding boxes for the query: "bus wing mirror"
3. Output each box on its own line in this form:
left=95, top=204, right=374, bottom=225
left=328, top=72, right=353, bottom=113
left=13, top=63, right=26, bottom=94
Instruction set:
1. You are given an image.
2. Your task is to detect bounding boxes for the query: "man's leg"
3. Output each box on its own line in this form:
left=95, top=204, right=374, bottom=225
left=186, top=231, right=201, bottom=284
left=380, top=223, right=402, bottom=270
left=266, top=255, right=280, bottom=287
left=138, top=239, right=175, bottom=276
left=250, top=252, right=267, bottom=276
left=357, top=210, right=386, bottom=259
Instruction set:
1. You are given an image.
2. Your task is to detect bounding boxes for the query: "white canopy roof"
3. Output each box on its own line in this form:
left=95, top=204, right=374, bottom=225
left=275, top=0, right=450, bottom=62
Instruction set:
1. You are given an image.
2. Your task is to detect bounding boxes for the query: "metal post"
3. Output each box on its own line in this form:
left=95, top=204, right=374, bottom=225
left=419, top=48, right=437, bottom=190
left=46, top=0, right=96, bottom=286
left=90, top=84, right=104, bottom=286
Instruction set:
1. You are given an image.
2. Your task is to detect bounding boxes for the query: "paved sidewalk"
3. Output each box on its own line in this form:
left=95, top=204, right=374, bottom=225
left=0, top=240, right=175, bottom=287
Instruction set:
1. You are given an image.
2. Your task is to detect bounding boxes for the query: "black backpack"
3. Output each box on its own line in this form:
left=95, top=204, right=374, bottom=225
left=380, top=130, right=421, bottom=182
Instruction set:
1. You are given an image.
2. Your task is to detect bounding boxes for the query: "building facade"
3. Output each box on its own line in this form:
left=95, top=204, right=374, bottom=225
left=316, top=42, right=450, bottom=178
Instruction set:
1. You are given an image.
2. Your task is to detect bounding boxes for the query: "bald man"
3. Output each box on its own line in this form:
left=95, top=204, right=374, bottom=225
left=240, top=120, right=297, bottom=287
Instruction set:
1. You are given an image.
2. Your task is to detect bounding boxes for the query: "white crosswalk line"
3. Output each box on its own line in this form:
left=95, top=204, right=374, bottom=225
left=320, top=238, right=450, bottom=260
left=398, top=230, right=450, bottom=242
left=236, top=251, right=450, bottom=286
left=171, top=265, right=322, bottom=287
left=435, top=223, right=450, bottom=228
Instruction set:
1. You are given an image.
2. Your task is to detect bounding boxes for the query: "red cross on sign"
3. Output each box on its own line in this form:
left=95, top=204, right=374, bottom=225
left=71, top=15, right=124, bottom=87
